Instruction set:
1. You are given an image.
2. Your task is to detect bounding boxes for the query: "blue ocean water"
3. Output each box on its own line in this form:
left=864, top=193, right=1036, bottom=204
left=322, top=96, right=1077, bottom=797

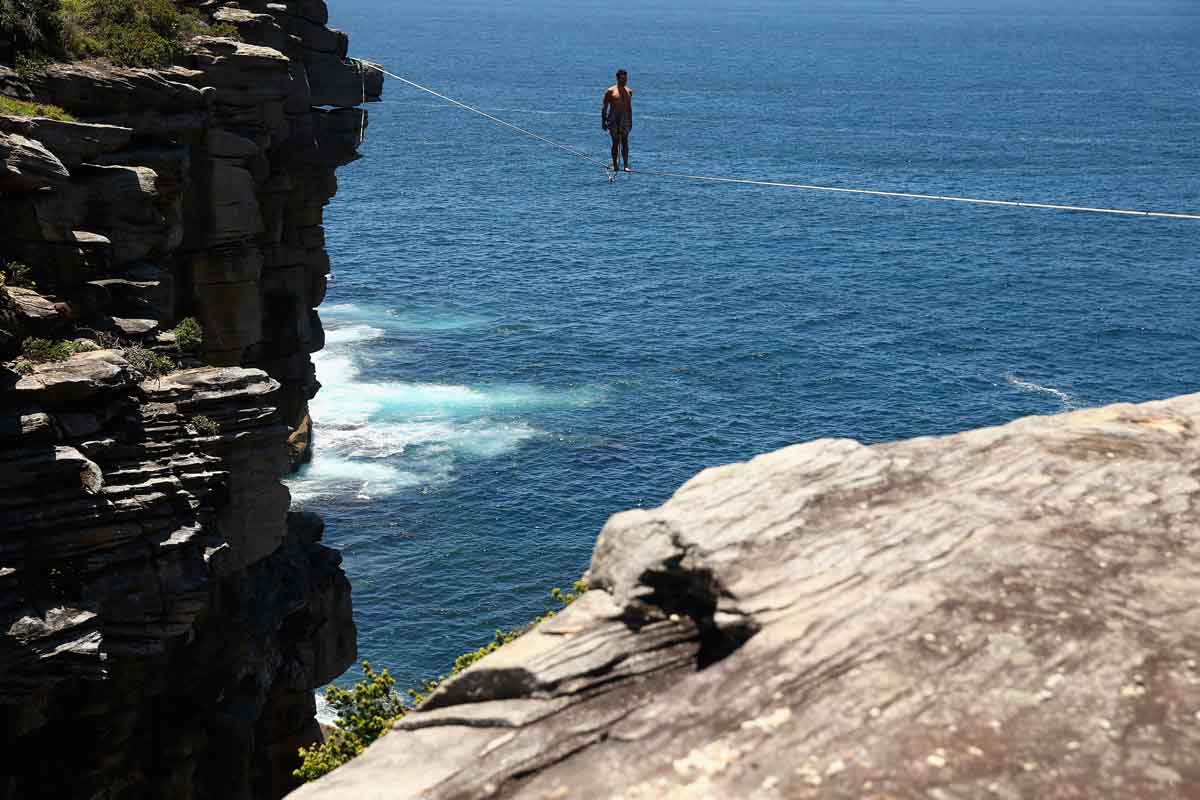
left=290, top=0, right=1200, bottom=700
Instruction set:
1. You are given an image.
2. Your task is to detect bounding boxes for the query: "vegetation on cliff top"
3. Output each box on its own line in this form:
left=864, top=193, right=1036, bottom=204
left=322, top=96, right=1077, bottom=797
left=2, top=0, right=239, bottom=70
left=295, top=582, right=588, bottom=782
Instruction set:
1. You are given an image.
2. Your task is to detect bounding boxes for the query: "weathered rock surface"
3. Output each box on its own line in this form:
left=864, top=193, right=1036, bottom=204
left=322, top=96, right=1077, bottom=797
left=1, top=1, right=379, bottom=797
left=0, top=285, right=67, bottom=335
left=1, top=355, right=354, bottom=800
left=0, top=115, right=132, bottom=169
left=294, top=393, right=1200, bottom=800
left=0, top=131, right=69, bottom=191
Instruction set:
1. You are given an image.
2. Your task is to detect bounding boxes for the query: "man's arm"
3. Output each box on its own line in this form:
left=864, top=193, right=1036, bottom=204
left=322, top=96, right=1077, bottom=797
left=601, top=88, right=610, bottom=130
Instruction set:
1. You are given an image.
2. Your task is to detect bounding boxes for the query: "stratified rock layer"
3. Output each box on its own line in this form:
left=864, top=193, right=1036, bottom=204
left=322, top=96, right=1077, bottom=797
left=294, top=394, right=1200, bottom=800
left=1, top=2, right=380, bottom=797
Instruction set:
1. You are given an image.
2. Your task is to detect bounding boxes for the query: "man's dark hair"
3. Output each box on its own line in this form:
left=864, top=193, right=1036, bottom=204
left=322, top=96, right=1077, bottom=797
left=616, top=69, right=628, bottom=77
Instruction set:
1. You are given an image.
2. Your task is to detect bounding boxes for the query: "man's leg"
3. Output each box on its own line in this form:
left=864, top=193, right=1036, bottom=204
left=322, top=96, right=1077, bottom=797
left=610, top=132, right=619, bottom=171
left=620, top=131, right=630, bottom=170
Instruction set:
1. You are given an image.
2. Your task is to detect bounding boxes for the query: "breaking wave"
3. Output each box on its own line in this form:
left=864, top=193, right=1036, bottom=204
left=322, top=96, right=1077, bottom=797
left=1005, top=374, right=1076, bottom=409
left=287, top=305, right=600, bottom=504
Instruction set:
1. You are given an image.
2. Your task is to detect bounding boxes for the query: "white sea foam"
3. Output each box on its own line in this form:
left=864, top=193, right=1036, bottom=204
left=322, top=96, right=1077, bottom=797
left=323, top=324, right=385, bottom=345
left=314, top=691, right=337, bottom=727
left=287, top=314, right=599, bottom=504
left=288, top=455, right=427, bottom=503
left=316, top=418, right=539, bottom=460
left=310, top=352, right=598, bottom=424
left=321, top=302, right=489, bottom=331
left=1005, top=374, right=1075, bottom=409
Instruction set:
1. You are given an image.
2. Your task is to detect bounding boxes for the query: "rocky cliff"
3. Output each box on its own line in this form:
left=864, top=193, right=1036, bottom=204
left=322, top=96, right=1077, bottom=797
left=294, top=393, right=1200, bottom=799
left=0, top=4, right=382, bottom=798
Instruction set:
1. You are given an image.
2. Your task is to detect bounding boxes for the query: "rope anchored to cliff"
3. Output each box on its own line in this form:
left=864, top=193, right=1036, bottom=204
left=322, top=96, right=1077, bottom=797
left=379, top=68, right=610, bottom=170
left=377, top=68, right=1200, bottom=221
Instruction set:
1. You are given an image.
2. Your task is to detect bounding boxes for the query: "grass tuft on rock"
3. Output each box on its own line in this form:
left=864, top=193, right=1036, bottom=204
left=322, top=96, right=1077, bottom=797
left=0, top=94, right=75, bottom=120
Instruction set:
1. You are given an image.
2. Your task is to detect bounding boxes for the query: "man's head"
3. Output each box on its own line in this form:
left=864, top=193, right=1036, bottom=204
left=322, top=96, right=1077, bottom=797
left=616, top=69, right=628, bottom=86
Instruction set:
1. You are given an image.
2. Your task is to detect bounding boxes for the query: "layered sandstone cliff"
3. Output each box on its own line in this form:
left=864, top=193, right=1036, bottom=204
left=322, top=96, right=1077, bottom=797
left=295, top=394, right=1200, bottom=799
left=0, top=3, right=381, bottom=797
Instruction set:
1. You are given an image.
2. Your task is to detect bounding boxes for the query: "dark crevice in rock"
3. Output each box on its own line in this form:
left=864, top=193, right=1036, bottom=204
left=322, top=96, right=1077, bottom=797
left=636, top=557, right=759, bottom=671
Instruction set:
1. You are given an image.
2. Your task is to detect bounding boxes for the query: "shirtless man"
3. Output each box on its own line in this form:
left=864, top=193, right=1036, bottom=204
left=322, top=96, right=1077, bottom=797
left=601, top=69, right=633, bottom=172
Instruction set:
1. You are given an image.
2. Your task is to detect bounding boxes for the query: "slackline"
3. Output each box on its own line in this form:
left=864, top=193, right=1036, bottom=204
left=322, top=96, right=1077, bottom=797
left=374, top=66, right=1200, bottom=221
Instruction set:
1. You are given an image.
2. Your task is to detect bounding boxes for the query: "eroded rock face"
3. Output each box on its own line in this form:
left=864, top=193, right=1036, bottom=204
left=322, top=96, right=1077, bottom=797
left=1, top=1, right=378, bottom=797
left=0, top=353, right=355, bottom=800
left=293, top=394, right=1200, bottom=800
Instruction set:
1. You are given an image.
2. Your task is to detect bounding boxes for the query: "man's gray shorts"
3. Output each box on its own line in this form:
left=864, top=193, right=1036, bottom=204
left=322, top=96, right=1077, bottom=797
left=607, top=111, right=632, bottom=136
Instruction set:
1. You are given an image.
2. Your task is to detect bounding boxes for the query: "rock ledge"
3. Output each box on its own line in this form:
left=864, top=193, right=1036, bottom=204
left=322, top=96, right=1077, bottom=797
left=294, top=393, right=1200, bottom=800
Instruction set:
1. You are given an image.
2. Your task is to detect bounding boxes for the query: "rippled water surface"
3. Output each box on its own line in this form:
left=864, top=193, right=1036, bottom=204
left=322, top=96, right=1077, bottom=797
left=291, top=0, right=1200, bottom=697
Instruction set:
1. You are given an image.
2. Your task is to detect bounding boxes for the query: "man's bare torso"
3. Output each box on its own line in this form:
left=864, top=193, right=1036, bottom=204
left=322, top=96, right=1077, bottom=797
left=605, top=85, right=632, bottom=114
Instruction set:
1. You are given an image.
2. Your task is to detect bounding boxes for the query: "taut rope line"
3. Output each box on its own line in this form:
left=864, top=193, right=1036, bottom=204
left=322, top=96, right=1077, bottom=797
left=380, top=68, right=609, bottom=169
left=625, top=168, right=1200, bottom=219
left=377, top=68, right=1200, bottom=221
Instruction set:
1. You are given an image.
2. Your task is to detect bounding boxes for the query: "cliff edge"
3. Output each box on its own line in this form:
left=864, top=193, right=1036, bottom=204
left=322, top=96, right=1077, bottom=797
left=294, top=393, right=1200, bottom=799
left=0, top=3, right=381, bottom=798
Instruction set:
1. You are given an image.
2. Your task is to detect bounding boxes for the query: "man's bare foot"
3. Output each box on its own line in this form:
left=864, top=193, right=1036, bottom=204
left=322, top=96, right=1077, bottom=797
left=623, top=166, right=631, bottom=172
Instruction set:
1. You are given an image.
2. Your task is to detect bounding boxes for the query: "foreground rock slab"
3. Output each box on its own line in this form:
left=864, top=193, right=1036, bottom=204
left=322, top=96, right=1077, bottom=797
left=294, top=393, right=1200, bottom=799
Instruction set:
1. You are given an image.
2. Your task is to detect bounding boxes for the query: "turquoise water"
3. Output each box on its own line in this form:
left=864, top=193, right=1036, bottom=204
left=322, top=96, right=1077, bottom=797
left=290, top=0, right=1200, bottom=698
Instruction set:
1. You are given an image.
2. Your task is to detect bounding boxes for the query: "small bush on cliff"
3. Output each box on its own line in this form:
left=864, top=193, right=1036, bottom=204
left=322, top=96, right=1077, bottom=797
left=295, top=582, right=588, bottom=782
left=123, top=343, right=174, bottom=378
left=190, top=414, right=219, bottom=436
left=22, top=336, right=76, bottom=363
left=171, top=316, right=202, bottom=351
left=295, top=661, right=405, bottom=782
left=1, top=260, right=37, bottom=287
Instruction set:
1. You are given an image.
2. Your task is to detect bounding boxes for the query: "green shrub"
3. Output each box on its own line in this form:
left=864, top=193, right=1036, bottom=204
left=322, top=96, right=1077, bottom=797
left=296, top=582, right=588, bottom=782
left=4, top=0, right=241, bottom=69
left=124, top=343, right=173, bottom=378
left=22, top=336, right=75, bottom=363
left=14, top=50, right=51, bottom=74
left=56, top=0, right=239, bottom=68
left=12, top=358, right=34, bottom=375
left=1, top=0, right=66, bottom=62
left=0, top=261, right=38, bottom=288
left=295, top=662, right=406, bottom=782
left=171, top=316, right=202, bottom=351
left=79, top=0, right=182, bottom=67
left=175, top=8, right=240, bottom=41
left=90, top=329, right=120, bottom=349
left=207, top=21, right=240, bottom=39
left=191, top=414, right=219, bottom=436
